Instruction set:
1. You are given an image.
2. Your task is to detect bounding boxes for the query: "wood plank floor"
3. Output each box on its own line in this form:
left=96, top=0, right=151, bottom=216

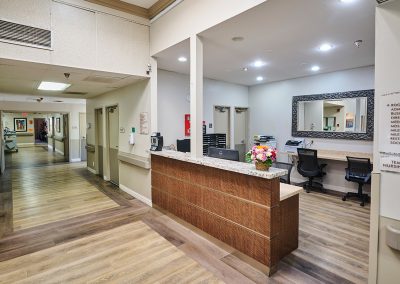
left=0, top=221, right=221, bottom=284
left=11, top=154, right=119, bottom=230
left=0, top=147, right=370, bottom=283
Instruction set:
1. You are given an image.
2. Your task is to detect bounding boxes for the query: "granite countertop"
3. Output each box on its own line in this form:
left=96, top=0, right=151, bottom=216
left=151, top=150, right=287, bottom=180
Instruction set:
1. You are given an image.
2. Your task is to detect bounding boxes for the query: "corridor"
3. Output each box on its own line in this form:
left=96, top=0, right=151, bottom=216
left=0, top=147, right=370, bottom=283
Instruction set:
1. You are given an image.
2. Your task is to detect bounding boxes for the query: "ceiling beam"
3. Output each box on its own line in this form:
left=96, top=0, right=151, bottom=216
left=85, top=0, right=149, bottom=18
left=149, top=0, right=176, bottom=19
left=85, top=0, right=176, bottom=19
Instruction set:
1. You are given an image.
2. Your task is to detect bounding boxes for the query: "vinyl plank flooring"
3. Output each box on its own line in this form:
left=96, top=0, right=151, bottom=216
left=0, top=146, right=370, bottom=283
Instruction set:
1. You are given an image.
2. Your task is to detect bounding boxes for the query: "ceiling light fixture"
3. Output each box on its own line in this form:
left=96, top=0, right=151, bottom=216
left=256, top=76, right=264, bottom=81
left=38, top=81, right=71, bottom=91
left=253, top=60, right=266, bottom=68
left=242, top=67, right=248, bottom=72
left=178, top=56, right=187, bottom=62
left=311, top=65, right=321, bottom=72
left=319, top=43, right=334, bottom=52
left=340, top=0, right=353, bottom=3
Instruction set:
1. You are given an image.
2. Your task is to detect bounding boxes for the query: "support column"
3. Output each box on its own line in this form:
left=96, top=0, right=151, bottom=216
left=190, top=35, right=204, bottom=158
left=150, top=57, right=158, bottom=133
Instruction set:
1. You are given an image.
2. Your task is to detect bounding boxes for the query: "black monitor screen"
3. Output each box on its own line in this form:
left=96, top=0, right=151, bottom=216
left=208, top=147, right=239, bottom=162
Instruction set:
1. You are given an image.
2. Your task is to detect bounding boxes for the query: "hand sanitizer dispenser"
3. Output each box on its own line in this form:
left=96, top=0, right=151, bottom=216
left=129, top=128, right=135, bottom=145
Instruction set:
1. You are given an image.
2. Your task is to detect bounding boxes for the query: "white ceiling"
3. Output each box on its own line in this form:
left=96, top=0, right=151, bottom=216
left=0, top=93, right=85, bottom=105
left=156, top=0, right=376, bottom=86
left=120, top=0, right=159, bottom=9
left=0, top=58, right=145, bottom=99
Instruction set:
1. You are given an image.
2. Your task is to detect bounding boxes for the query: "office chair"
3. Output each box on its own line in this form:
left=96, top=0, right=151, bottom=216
left=342, top=156, right=372, bottom=207
left=272, top=161, right=293, bottom=184
left=297, top=148, right=327, bottom=193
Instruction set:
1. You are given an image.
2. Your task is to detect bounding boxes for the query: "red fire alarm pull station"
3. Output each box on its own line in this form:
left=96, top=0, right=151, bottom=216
left=185, top=114, right=190, bottom=136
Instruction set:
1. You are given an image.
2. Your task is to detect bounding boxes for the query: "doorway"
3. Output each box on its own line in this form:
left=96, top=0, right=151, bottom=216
left=106, top=105, right=119, bottom=185
left=34, top=118, right=48, bottom=145
left=95, top=109, right=104, bottom=178
left=79, top=113, right=87, bottom=162
left=213, top=106, right=231, bottom=149
left=63, top=114, right=69, bottom=162
left=234, top=107, right=249, bottom=162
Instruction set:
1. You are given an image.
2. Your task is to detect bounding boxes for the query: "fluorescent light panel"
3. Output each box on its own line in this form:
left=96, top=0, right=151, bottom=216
left=38, top=81, right=71, bottom=91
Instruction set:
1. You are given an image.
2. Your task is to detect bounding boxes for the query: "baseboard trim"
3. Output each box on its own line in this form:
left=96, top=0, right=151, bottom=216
left=119, top=184, right=152, bottom=207
left=87, top=167, right=97, bottom=174
left=71, top=158, right=82, bottom=162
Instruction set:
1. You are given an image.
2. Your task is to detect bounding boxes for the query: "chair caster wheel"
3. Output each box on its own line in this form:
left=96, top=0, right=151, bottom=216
left=342, top=196, right=347, bottom=201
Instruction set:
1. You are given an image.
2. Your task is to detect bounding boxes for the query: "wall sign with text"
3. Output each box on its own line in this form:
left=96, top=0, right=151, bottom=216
left=379, top=91, right=400, bottom=173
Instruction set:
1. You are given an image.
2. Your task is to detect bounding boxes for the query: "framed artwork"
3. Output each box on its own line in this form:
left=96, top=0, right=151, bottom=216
left=14, top=118, right=27, bottom=132
left=56, top=118, right=61, bottom=133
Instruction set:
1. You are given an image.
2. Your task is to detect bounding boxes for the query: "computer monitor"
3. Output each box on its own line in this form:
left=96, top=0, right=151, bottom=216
left=177, top=139, right=191, bottom=153
left=208, top=147, right=239, bottom=162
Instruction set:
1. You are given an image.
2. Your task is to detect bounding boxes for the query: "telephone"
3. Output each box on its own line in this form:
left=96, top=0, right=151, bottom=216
left=283, top=139, right=305, bottom=153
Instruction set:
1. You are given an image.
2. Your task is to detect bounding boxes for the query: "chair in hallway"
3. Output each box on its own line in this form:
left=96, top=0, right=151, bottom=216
left=272, top=161, right=293, bottom=184
left=297, top=148, right=327, bottom=193
left=342, top=156, right=372, bottom=207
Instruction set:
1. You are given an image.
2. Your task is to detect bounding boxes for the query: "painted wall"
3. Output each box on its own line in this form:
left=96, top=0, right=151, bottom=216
left=249, top=66, right=375, bottom=193
left=2, top=112, right=48, bottom=146
left=374, top=2, right=400, bottom=283
left=86, top=79, right=152, bottom=204
left=157, top=69, right=249, bottom=148
left=0, top=98, right=86, bottom=161
left=150, top=0, right=266, bottom=55
left=0, top=0, right=149, bottom=76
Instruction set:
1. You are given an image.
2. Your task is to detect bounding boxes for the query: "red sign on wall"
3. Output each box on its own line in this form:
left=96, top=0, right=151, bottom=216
left=185, top=114, right=190, bottom=136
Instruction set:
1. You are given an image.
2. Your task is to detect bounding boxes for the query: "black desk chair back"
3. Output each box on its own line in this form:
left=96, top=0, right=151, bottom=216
left=297, top=148, right=327, bottom=193
left=273, top=162, right=293, bottom=184
left=342, top=156, right=372, bottom=207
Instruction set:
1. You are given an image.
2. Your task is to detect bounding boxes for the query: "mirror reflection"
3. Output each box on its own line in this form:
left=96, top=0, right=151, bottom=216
left=297, top=98, right=367, bottom=133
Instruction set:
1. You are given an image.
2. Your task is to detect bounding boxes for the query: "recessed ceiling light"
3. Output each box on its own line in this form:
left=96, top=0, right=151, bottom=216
left=256, top=76, right=264, bottom=81
left=232, top=36, right=244, bottom=42
left=178, top=56, right=187, bottom=62
left=319, top=43, right=334, bottom=52
left=242, top=67, right=248, bottom=72
left=38, top=81, right=71, bottom=91
left=253, top=60, right=266, bottom=68
left=311, top=65, right=320, bottom=72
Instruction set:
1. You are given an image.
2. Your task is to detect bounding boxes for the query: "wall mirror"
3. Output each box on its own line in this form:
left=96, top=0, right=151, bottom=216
left=292, top=89, right=374, bottom=140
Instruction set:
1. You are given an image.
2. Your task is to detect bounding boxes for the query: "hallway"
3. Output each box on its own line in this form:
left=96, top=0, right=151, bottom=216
left=0, top=147, right=370, bottom=283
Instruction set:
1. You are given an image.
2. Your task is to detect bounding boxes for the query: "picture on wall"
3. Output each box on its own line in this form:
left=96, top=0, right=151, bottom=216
left=14, top=118, right=27, bottom=132
left=56, top=118, right=61, bottom=133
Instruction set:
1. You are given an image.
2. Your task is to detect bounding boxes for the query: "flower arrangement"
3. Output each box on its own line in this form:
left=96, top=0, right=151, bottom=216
left=246, top=145, right=277, bottom=171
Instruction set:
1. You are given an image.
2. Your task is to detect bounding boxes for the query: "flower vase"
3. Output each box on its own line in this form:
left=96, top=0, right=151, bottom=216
left=255, top=161, right=270, bottom=171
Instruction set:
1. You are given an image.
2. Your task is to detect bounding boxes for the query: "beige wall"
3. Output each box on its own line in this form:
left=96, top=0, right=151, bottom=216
left=372, top=1, right=400, bottom=283
left=0, top=0, right=149, bottom=76
left=150, top=0, right=266, bottom=55
left=0, top=99, right=86, bottom=161
left=2, top=112, right=48, bottom=146
left=86, top=79, right=152, bottom=203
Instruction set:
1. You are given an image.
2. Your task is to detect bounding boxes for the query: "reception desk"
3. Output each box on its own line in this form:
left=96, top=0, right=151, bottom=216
left=151, top=151, right=301, bottom=275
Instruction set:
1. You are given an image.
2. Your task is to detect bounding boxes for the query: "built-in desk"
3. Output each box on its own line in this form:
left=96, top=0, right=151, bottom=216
left=151, top=150, right=301, bottom=275
left=285, top=149, right=373, bottom=163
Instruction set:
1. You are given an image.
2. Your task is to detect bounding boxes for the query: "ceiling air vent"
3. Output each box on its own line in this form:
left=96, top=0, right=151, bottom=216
left=0, top=20, right=51, bottom=48
left=63, top=91, right=88, bottom=96
left=376, top=0, right=392, bottom=5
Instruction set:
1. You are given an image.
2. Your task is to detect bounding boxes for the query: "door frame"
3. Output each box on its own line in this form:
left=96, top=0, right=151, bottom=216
left=63, top=113, right=70, bottom=162
left=95, top=108, right=104, bottom=177
left=79, top=112, right=87, bottom=161
left=213, top=105, right=232, bottom=148
left=105, top=104, right=119, bottom=185
left=234, top=106, right=249, bottom=160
